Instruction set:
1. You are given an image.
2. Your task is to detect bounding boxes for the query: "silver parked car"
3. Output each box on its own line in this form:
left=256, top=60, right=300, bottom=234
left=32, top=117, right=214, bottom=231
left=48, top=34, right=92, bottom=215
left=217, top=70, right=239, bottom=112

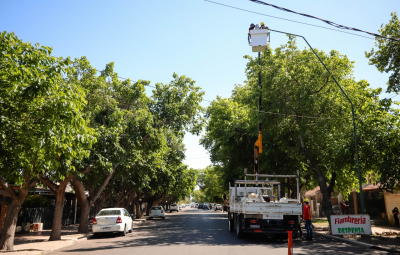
left=92, top=208, right=133, bottom=236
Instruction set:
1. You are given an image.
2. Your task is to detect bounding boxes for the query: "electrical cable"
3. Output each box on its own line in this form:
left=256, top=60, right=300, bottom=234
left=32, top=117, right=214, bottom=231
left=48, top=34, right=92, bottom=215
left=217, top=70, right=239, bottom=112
left=249, top=0, right=400, bottom=42
left=203, top=0, right=375, bottom=40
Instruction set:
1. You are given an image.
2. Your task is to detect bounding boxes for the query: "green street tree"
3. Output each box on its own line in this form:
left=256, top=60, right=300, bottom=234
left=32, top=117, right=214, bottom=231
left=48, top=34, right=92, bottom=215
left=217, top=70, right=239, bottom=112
left=197, top=166, right=225, bottom=203
left=202, top=38, right=399, bottom=226
left=366, top=12, right=400, bottom=93
left=0, top=32, right=94, bottom=250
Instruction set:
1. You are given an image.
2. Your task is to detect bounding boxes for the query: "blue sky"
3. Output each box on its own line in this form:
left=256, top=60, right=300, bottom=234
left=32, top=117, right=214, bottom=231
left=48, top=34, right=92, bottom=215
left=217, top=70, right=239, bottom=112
left=1, top=0, right=398, bottom=169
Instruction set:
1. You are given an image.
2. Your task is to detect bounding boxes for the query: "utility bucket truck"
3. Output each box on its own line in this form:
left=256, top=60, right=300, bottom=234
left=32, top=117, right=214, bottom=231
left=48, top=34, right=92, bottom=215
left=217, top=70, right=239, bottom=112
left=227, top=171, right=302, bottom=238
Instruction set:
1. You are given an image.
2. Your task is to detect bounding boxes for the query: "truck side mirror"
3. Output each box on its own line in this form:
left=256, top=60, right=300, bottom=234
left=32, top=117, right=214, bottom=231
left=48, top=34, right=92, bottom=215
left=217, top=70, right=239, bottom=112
left=223, top=194, right=227, bottom=200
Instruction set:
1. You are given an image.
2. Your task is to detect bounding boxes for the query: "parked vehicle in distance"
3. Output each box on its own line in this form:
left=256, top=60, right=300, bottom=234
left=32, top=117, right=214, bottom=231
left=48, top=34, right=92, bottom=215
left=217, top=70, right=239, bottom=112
left=198, top=204, right=203, bottom=209
left=149, top=206, right=165, bottom=220
left=195, top=203, right=199, bottom=208
left=180, top=204, right=186, bottom=208
left=215, top=204, right=222, bottom=211
left=93, top=208, right=133, bottom=237
left=203, top=204, right=209, bottom=210
left=170, top=203, right=179, bottom=212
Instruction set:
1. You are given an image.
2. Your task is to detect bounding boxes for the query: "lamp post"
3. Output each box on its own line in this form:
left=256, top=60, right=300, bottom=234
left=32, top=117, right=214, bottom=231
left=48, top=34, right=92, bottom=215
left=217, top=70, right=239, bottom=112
left=267, top=28, right=365, bottom=214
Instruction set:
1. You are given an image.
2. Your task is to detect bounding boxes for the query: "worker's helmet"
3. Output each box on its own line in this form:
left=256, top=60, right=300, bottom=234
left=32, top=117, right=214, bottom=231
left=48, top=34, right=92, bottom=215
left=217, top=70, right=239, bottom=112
left=303, top=199, right=309, bottom=203
left=250, top=23, right=254, bottom=26
left=261, top=22, right=265, bottom=26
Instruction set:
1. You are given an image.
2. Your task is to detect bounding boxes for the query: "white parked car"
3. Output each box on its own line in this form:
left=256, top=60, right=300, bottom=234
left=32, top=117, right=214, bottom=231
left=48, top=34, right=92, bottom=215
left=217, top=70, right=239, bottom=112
left=149, top=206, right=165, bottom=219
left=93, top=208, right=133, bottom=236
left=170, top=203, right=179, bottom=212
left=214, top=204, right=222, bottom=211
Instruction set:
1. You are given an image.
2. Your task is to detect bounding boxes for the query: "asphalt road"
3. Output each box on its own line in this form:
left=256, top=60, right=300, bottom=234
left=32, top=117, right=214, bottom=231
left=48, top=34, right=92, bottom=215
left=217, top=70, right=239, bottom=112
left=49, top=208, right=395, bottom=255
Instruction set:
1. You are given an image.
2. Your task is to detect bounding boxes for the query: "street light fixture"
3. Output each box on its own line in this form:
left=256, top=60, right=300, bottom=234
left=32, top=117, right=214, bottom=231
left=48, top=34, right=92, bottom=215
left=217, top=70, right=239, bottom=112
left=263, top=28, right=365, bottom=214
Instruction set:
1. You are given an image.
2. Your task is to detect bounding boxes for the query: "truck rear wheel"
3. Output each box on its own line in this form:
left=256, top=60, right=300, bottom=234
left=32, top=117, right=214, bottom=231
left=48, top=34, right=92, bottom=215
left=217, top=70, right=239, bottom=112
left=236, top=216, right=243, bottom=238
left=228, top=219, right=234, bottom=232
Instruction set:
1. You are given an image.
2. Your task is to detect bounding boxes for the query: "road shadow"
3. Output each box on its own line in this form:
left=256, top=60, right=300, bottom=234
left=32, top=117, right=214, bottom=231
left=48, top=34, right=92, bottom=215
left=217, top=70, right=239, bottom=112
left=64, top=210, right=394, bottom=254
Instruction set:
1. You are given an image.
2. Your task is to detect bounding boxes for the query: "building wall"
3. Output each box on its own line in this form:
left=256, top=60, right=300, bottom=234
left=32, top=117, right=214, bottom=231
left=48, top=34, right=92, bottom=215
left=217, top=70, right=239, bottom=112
left=384, top=193, right=400, bottom=225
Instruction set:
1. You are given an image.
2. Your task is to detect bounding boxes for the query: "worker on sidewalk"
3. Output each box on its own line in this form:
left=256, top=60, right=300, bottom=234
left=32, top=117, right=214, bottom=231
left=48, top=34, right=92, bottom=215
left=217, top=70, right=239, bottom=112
left=340, top=200, right=347, bottom=215
left=303, top=199, right=313, bottom=240
left=393, top=207, right=399, bottom=227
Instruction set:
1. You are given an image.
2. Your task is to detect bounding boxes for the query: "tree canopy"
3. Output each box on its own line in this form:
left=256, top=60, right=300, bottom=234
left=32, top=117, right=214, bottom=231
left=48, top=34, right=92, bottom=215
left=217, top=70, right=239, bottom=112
left=366, top=12, right=400, bottom=93
left=201, top=38, right=400, bottom=222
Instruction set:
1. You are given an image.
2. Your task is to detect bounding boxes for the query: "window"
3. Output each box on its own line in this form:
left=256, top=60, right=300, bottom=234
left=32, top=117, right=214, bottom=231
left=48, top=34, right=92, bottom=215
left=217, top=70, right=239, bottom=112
left=97, top=210, right=121, bottom=216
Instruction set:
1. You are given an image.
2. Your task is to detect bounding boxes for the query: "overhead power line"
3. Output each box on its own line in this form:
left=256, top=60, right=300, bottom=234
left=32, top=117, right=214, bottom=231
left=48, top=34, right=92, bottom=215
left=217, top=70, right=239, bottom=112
left=249, top=0, right=400, bottom=42
left=203, top=0, right=375, bottom=40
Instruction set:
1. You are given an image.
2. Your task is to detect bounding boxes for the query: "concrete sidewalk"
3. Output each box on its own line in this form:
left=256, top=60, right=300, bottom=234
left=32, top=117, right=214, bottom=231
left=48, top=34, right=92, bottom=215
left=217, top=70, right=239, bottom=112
left=312, top=218, right=400, bottom=253
left=4, top=218, right=147, bottom=255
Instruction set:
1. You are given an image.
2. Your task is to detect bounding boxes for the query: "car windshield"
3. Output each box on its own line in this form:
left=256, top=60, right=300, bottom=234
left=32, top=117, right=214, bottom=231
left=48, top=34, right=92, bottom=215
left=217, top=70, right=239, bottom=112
left=97, top=210, right=121, bottom=216
left=171, top=204, right=177, bottom=206
left=151, top=207, right=162, bottom=210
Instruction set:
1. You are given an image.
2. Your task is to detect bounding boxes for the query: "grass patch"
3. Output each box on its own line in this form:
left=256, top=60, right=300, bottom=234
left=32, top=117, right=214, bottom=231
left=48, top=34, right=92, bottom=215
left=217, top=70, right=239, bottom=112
left=313, top=218, right=329, bottom=224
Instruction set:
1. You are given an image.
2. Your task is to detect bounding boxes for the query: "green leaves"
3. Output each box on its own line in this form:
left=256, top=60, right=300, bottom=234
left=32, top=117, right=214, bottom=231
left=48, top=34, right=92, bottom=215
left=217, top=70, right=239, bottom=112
left=0, top=32, right=95, bottom=185
left=203, top=38, right=400, bottom=196
left=366, top=12, right=400, bottom=93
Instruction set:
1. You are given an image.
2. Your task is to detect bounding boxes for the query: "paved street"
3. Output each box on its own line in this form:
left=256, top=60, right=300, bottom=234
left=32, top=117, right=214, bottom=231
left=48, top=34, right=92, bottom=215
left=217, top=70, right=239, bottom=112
left=48, top=208, right=395, bottom=255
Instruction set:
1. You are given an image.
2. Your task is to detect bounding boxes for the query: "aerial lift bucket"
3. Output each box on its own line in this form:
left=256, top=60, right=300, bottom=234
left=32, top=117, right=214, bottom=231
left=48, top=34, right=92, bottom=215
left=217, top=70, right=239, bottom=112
left=249, top=29, right=270, bottom=52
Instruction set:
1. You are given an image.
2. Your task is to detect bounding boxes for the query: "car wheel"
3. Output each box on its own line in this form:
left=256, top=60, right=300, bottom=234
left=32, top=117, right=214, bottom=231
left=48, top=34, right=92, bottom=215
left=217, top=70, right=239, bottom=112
left=121, top=225, right=126, bottom=236
left=93, top=233, right=100, bottom=238
left=129, top=223, right=133, bottom=233
left=149, top=217, right=153, bottom=220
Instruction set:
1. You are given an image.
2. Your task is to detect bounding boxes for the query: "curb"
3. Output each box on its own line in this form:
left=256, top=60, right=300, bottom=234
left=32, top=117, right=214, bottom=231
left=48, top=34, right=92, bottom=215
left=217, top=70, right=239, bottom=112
left=315, top=232, right=400, bottom=254
left=0, top=249, right=44, bottom=253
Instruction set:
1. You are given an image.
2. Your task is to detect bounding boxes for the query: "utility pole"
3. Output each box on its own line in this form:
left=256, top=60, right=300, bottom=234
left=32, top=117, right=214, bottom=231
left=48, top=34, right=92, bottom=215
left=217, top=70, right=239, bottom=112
left=249, top=27, right=268, bottom=182
left=254, top=51, right=262, bottom=181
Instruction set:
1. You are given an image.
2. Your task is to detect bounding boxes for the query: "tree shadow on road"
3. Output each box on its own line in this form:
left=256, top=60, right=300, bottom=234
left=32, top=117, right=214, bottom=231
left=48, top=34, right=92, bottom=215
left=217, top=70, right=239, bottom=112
left=65, top=212, right=394, bottom=254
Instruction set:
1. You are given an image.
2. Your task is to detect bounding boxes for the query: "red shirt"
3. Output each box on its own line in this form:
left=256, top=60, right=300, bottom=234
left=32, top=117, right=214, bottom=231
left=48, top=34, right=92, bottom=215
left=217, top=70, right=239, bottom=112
left=303, top=204, right=311, bottom=220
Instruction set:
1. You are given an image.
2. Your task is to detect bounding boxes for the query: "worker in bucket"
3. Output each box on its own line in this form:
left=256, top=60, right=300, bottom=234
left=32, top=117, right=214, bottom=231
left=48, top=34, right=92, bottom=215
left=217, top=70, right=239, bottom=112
left=260, top=22, right=269, bottom=29
left=303, top=199, right=313, bottom=240
left=248, top=23, right=255, bottom=44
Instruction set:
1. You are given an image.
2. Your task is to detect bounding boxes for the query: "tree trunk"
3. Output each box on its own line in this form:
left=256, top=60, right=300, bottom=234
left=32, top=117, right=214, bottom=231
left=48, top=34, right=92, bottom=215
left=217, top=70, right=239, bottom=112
left=0, top=171, right=34, bottom=251
left=72, top=178, right=91, bottom=234
left=49, top=189, right=66, bottom=241
left=0, top=197, right=25, bottom=250
left=94, top=193, right=107, bottom=214
left=146, top=198, right=155, bottom=216
left=39, top=175, right=72, bottom=241
left=72, top=164, right=119, bottom=233
left=134, top=197, right=142, bottom=219
left=299, top=132, right=334, bottom=228
left=124, top=188, right=136, bottom=212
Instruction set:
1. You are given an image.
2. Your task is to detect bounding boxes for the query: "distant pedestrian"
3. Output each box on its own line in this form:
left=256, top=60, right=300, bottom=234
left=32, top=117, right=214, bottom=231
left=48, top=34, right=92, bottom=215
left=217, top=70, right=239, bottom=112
left=340, top=200, right=347, bottom=215
left=303, top=199, right=313, bottom=240
left=393, top=207, right=399, bottom=227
